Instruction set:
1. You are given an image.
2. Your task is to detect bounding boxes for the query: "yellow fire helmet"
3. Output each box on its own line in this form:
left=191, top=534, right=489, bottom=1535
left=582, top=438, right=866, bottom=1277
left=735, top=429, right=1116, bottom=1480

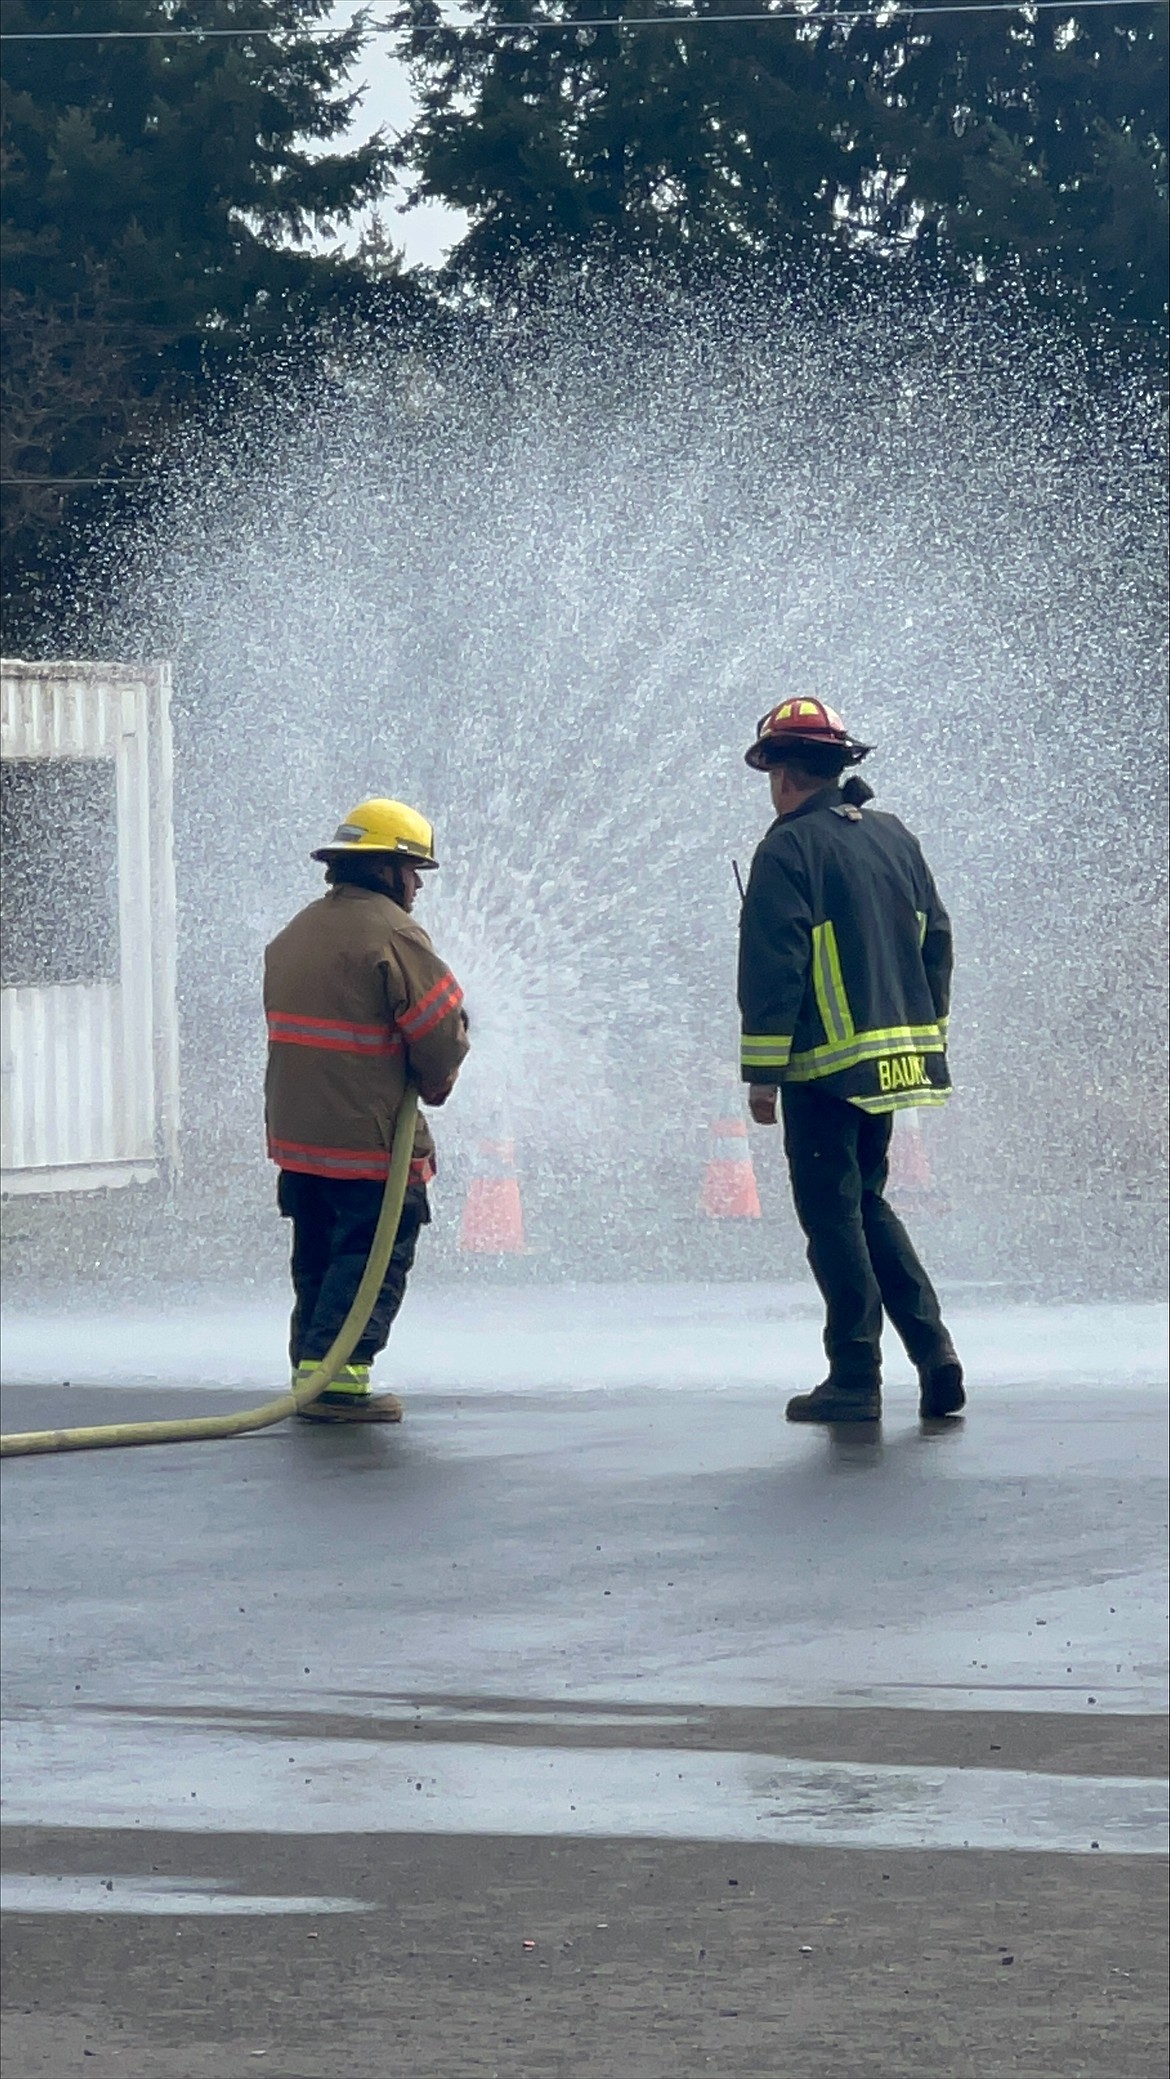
left=311, top=798, right=439, bottom=869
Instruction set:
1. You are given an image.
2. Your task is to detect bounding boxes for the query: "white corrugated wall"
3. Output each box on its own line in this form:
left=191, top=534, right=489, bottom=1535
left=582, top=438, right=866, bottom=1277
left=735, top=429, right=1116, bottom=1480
left=1, top=660, right=179, bottom=1194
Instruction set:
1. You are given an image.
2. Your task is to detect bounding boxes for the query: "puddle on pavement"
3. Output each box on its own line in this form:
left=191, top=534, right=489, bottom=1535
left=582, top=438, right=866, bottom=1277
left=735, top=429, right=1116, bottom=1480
left=3, top=1716, right=1166, bottom=1855
left=1, top=1873, right=368, bottom=1916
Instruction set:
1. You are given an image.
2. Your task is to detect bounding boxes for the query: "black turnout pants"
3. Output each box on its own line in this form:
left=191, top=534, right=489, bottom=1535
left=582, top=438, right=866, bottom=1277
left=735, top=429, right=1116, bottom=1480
left=780, top=1084, right=952, bottom=1387
left=277, top=1172, right=431, bottom=1368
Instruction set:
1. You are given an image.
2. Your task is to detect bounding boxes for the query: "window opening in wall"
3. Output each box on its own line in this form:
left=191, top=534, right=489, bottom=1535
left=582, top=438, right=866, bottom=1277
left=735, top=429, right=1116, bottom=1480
left=0, top=758, right=120, bottom=988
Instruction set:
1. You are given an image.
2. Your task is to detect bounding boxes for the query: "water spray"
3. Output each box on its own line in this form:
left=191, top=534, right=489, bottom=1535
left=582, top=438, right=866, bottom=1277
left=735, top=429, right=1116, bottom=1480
left=21, top=272, right=1170, bottom=1287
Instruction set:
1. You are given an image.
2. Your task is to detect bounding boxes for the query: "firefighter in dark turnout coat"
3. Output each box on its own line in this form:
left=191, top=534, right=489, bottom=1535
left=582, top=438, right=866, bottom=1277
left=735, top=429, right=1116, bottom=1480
left=738, top=699, right=964, bottom=1422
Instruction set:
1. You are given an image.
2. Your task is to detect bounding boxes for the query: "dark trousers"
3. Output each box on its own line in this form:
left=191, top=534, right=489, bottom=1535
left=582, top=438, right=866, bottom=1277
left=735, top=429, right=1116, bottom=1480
left=780, top=1085, right=952, bottom=1386
left=277, top=1172, right=431, bottom=1368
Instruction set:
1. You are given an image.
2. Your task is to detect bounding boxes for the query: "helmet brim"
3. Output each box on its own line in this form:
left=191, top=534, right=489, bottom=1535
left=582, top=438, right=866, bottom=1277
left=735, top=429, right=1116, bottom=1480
left=311, top=844, right=440, bottom=868
left=745, top=736, right=871, bottom=771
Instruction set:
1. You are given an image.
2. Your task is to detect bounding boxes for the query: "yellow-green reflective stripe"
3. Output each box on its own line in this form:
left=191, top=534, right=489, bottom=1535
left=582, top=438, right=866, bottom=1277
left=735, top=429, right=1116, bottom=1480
left=787, top=1024, right=945, bottom=1075
left=741, top=1038, right=792, bottom=1066
left=810, top=925, right=839, bottom=1044
left=822, top=923, right=854, bottom=1040
left=794, top=1021, right=945, bottom=1057
left=811, top=921, right=854, bottom=1047
left=848, top=1088, right=951, bottom=1114
left=297, top=1362, right=370, bottom=1397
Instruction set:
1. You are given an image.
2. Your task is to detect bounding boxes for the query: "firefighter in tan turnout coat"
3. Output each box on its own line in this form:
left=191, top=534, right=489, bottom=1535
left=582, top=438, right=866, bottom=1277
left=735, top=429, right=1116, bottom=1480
left=264, top=799, right=469, bottom=1422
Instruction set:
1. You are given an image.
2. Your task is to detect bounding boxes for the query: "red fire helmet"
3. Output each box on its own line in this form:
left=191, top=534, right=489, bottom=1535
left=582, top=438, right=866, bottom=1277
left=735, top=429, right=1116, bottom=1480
left=745, top=696, right=871, bottom=770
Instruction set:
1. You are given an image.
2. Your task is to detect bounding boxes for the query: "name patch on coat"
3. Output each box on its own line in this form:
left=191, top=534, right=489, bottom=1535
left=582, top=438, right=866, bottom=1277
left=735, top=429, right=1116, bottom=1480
left=877, top=1053, right=930, bottom=1092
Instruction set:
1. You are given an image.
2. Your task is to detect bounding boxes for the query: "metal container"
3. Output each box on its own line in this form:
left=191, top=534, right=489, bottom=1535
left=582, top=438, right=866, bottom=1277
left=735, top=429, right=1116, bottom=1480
left=1, top=660, right=180, bottom=1194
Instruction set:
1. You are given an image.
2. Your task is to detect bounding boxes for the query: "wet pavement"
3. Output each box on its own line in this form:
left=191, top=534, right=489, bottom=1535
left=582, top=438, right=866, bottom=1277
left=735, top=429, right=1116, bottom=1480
left=2, top=1293, right=1167, bottom=2075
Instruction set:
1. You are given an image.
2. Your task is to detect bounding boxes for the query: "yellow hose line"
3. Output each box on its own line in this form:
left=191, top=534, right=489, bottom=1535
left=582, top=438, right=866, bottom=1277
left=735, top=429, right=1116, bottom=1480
left=0, top=1091, right=420, bottom=1460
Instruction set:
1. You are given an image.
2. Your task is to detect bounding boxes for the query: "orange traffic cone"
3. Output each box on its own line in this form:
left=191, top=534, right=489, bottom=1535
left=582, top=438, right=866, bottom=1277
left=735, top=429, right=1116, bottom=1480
left=701, top=1117, right=762, bottom=1219
left=459, top=1138, right=526, bottom=1253
left=888, top=1108, right=932, bottom=1194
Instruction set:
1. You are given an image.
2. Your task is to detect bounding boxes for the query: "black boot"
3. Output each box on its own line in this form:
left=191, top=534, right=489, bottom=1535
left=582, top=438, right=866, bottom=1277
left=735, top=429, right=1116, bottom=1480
left=918, top=1357, right=965, bottom=1419
left=786, top=1377, right=881, bottom=1424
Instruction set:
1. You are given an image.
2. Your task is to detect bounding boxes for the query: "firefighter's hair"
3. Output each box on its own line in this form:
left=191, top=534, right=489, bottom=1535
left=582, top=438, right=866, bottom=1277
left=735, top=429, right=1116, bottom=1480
left=324, top=853, right=409, bottom=898
left=772, top=742, right=850, bottom=781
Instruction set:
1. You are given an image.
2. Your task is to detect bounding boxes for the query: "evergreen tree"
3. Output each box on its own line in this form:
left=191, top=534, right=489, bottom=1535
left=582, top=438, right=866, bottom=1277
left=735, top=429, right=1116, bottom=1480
left=842, top=3, right=1168, bottom=333
left=392, top=0, right=1168, bottom=340
left=392, top=0, right=871, bottom=273
left=1, top=0, right=401, bottom=631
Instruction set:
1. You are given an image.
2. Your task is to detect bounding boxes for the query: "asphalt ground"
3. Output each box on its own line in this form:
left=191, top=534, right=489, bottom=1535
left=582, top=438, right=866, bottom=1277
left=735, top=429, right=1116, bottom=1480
left=2, top=1362, right=1167, bottom=2077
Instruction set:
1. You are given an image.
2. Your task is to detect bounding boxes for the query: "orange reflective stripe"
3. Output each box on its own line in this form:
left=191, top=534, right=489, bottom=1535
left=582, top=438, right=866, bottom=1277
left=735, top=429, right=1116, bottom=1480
left=267, top=1011, right=401, bottom=1056
left=269, top=1135, right=389, bottom=1179
left=269, top=1135, right=433, bottom=1186
left=268, top=1010, right=389, bottom=1036
left=398, top=971, right=464, bottom=1042
left=270, top=1139, right=388, bottom=1172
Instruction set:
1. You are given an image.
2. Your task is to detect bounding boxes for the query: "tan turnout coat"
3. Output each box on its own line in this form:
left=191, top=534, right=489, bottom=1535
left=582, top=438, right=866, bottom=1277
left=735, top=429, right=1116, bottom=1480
left=264, top=884, right=469, bottom=1183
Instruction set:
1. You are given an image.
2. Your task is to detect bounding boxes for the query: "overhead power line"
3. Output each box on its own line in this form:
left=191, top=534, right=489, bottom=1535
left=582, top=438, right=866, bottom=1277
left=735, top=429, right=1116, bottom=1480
left=2, top=0, right=1167, bottom=39
left=0, top=477, right=153, bottom=486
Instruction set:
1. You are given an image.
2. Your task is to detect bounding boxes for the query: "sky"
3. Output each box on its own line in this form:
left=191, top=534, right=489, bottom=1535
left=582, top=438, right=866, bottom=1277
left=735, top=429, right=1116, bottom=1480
left=324, top=6, right=468, bottom=269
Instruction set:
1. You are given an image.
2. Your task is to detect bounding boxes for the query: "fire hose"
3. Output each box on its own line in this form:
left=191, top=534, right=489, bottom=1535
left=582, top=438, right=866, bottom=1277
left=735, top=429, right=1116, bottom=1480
left=0, top=1092, right=419, bottom=1460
